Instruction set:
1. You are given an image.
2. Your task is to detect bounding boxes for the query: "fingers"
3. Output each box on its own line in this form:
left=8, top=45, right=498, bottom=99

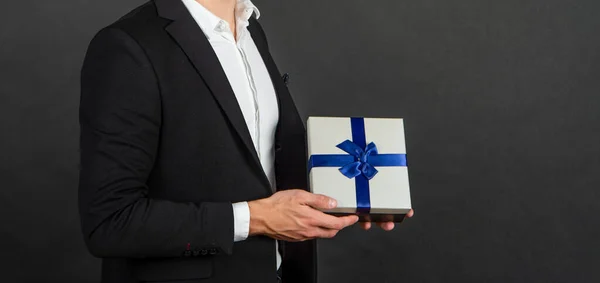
left=303, top=193, right=337, bottom=210
left=359, top=221, right=394, bottom=231
left=360, top=221, right=392, bottom=231
left=338, top=215, right=360, bottom=227
left=312, top=213, right=358, bottom=230
left=295, top=215, right=357, bottom=241
left=292, top=226, right=340, bottom=240
left=378, top=222, right=395, bottom=231
left=360, top=222, right=371, bottom=230
left=372, top=210, right=413, bottom=231
left=311, top=228, right=339, bottom=239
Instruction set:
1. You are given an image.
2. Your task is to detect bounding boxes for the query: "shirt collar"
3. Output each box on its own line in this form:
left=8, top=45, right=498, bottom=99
left=237, top=0, right=261, bottom=22
left=181, top=0, right=260, bottom=39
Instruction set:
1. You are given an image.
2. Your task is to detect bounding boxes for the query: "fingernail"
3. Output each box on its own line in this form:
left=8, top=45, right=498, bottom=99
left=329, top=199, right=337, bottom=208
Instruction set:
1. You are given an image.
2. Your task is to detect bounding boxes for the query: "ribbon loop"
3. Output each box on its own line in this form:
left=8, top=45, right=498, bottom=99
left=336, top=140, right=380, bottom=180
left=337, top=140, right=364, bottom=157
left=339, top=161, right=362, bottom=178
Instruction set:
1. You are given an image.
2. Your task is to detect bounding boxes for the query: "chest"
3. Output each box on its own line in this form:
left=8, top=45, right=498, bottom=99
left=208, top=36, right=280, bottom=137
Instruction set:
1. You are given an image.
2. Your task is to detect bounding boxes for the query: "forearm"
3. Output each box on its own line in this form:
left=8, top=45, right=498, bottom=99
left=247, top=198, right=269, bottom=237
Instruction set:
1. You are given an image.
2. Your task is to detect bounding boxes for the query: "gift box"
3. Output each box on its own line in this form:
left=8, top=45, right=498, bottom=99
left=307, top=117, right=412, bottom=222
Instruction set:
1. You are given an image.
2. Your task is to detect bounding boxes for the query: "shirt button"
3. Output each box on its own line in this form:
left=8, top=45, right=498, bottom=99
left=216, top=22, right=226, bottom=31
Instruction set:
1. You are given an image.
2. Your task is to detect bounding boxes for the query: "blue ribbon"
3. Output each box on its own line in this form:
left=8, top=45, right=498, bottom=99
left=308, top=118, right=407, bottom=212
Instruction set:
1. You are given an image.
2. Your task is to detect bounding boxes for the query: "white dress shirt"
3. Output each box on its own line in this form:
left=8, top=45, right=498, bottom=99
left=180, top=0, right=281, bottom=269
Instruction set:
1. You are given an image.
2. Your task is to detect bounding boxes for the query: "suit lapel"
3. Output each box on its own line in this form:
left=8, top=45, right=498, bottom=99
left=155, top=0, right=271, bottom=190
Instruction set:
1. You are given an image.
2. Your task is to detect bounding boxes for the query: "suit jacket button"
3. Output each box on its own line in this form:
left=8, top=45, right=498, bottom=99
left=209, top=248, right=218, bottom=255
left=282, top=73, right=290, bottom=86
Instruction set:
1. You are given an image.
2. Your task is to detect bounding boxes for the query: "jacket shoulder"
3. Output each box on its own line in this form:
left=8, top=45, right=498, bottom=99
left=100, top=1, right=168, bottom=39
left=85, top=1, right=170, bottom=54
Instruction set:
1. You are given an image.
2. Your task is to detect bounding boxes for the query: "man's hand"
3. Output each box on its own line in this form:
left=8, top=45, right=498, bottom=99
left=248, top=190, right=359, bottom=241
left=359, top=209, right=415, bottom=231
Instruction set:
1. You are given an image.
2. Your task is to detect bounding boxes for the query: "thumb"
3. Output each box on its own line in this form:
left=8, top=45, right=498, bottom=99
left=304, top=194, right=337, bottom=210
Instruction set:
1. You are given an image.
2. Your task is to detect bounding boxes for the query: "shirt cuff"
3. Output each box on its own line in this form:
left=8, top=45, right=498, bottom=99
left=232, top=202, right=250, bottom=242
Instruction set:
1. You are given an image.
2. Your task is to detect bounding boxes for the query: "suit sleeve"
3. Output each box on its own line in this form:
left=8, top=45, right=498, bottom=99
left=78, top=27, right=234, bottom=259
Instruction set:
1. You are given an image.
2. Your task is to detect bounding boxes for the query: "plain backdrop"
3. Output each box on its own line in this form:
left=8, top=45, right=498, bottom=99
left=1, top=0, right=599, bottom=282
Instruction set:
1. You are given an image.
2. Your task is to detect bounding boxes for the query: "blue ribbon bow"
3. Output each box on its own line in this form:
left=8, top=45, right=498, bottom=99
left=308, top=118, right=407, bottom=212
left=337, top=140, right=380, bottom=180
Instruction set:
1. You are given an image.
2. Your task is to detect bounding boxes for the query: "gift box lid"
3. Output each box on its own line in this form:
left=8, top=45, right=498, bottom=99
left=307, top=116, right=412, bottom=215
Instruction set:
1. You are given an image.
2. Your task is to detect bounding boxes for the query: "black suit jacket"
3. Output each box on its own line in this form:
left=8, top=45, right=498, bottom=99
left=78, top=1, right=315, bottom=282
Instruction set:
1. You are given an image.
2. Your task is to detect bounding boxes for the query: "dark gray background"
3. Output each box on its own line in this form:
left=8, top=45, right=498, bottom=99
left=1, top=0, right=599, bottom=282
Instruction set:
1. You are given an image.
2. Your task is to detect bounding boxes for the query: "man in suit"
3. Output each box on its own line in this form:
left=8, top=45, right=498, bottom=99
left=79, top=0, right=414, bottom=282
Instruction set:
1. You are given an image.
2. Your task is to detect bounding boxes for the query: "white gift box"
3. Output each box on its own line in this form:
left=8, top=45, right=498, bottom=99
left=307, top=117, right=412, bottom=222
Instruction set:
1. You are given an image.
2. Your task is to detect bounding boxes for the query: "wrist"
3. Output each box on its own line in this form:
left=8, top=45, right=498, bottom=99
left=248, top=199, right=269, bottom=236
